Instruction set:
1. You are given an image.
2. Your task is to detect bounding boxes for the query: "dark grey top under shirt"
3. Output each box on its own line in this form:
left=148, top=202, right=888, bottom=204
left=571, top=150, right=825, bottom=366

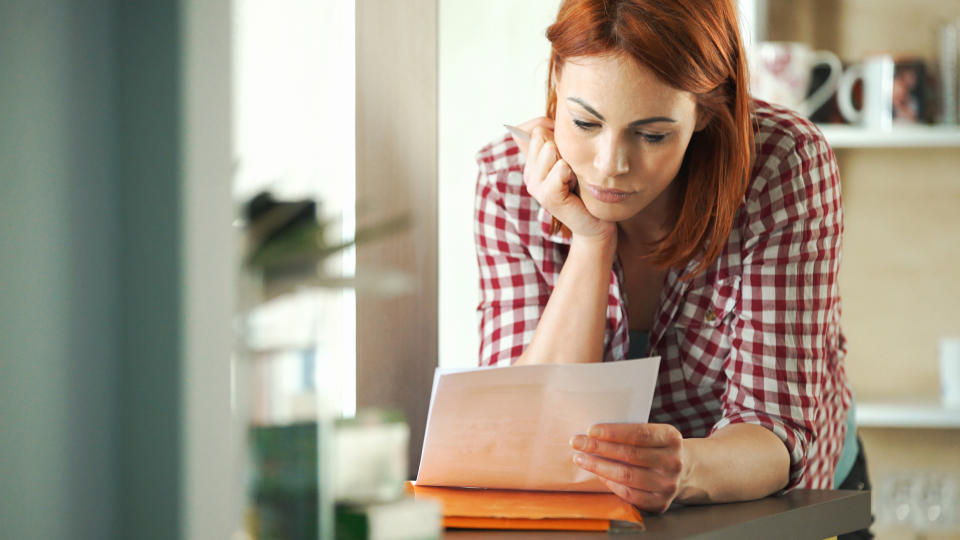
left=627, top=329, right=649, bottom=359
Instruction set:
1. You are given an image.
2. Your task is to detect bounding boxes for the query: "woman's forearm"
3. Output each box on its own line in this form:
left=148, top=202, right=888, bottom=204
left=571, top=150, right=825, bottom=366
left=678, top=423, right=791, bottom=504
left=515, top=234, right=616, bottom=365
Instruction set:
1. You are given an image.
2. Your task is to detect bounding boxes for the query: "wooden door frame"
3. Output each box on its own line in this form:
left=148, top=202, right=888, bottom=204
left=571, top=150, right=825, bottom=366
left=355, top=0, right=439, bottom=478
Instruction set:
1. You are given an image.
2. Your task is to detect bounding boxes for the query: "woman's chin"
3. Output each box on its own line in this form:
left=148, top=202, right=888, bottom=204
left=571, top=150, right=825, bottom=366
left=583, top=198, right=636, bottom=222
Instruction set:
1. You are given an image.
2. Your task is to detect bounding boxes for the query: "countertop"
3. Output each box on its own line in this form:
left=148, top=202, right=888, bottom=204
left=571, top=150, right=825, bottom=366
left=444, top=489, right=871, bottom=540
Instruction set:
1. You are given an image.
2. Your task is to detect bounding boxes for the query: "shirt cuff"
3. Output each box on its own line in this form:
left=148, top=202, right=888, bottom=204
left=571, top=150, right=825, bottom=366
left=711, top=411, right=809, bottom=492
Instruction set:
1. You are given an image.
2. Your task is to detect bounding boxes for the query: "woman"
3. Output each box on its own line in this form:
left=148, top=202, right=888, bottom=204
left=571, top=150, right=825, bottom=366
left=473, top=0, right=871, bottom=530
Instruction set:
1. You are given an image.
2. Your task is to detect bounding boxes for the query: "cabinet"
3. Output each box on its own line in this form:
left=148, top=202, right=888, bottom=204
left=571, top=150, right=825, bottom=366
left=751, top=1, right=960, bottom=538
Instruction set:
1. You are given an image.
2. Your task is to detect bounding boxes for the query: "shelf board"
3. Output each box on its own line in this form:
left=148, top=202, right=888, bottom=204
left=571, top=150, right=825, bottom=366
left=817, top=124, right=960, bottom=148
left=857, top=399, right=960, bottom=429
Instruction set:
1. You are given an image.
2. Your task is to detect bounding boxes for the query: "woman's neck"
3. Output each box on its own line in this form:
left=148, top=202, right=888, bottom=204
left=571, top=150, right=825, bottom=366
left=617, top=179, right=682, bottom=250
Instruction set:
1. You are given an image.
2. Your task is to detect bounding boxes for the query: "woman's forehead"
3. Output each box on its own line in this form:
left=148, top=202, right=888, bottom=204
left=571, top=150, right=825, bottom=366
left=557, top=54, right=695, bottom=118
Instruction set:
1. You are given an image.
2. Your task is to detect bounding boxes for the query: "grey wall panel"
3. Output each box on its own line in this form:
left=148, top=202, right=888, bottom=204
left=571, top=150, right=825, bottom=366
left=114, top=1, right=183, bottom=538
left=0, top=1, right=118, bottom=538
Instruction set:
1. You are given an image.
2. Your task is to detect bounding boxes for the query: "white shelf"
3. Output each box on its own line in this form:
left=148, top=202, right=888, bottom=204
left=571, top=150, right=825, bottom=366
left=857, top=399, right=960, bottom=429
left=818, top=124, right=960, bottom=148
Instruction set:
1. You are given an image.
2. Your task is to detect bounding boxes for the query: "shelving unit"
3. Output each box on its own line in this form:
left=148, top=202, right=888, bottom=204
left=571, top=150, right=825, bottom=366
left=826, top=123, right=960, bottom=431
left=818, top=124, right=960, bottom=148
left=749, top=2, right=960, bottom=536
left=857, top=399, right=960, bottom=429
left=818, top=123, right=960, bottom=432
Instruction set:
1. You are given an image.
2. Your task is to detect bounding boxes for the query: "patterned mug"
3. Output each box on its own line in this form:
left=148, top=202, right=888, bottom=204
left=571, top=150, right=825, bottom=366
left=750, top=41, right=842, bottom=118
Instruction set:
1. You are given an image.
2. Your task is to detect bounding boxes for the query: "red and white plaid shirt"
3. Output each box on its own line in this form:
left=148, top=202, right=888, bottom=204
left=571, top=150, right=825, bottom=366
left=473, top=99, right=851, bottom=490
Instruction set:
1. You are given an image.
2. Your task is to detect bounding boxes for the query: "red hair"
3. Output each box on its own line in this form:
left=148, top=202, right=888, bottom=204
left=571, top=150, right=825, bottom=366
left=545, top=0, right=754, bottom=278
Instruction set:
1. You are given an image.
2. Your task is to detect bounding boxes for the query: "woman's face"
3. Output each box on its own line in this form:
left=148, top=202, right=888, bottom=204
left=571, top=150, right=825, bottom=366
left=553, top=54, right=703, bottom=226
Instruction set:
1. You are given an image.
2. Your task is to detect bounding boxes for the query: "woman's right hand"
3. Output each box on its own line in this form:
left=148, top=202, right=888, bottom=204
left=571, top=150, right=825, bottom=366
left=510, top=117, right=616, bottom=243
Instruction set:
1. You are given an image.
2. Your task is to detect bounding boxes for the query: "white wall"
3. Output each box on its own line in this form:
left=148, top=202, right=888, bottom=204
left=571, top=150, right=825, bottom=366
left=438, top=0, right=561, bottom=369
left=182, top=1, right=239, bottom=538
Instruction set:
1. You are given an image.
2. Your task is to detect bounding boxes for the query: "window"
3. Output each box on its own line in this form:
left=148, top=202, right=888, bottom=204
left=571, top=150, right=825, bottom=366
left=234, top=0, right=356, bottom=419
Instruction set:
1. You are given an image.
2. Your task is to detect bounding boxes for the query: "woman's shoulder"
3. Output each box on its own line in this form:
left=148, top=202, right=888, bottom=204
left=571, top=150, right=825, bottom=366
left=746, top=99, right=839, bottom=204
left=474, top=132, right=548, bottom=242
left=750, top=99, right=834, bottom=172
left=731, top=99, right=843, bottom=244
left=475, top=132, right=534, bottom=209
left=476, top=132, right=525, bottom=181
left=751, top=98, right=826, bottom=139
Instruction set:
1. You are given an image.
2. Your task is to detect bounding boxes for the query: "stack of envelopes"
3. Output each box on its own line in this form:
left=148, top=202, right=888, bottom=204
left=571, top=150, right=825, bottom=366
left=415, top=358, right=661, bottom=531
left=406, top=482, right=643, bottom=531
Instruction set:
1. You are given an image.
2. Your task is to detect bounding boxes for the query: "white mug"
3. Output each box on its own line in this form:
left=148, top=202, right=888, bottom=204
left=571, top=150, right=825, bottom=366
left=750, top=42, right=842, bottom=117
left=940, top=337, right=960, bottom=408
left=837, top=55, right=896, bottom=130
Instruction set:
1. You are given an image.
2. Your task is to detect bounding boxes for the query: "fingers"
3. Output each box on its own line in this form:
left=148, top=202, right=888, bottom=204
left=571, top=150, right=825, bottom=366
left=572, top=424, right=685, bottom=513
left=525, top=127, right=546, bottom=172
left=518, top=116, right=554, bottom=133
left=510, top=117, right=554, bottom=158
left=587, top=423, right=683, bottom=449
left=534, top=133, right=557, bottom=173
left=602, top=479, right=673, bottom=514
left=543, top=154, right=573, bottom=190
left=533, top=152, right=578, bottom=211
left=572, top=452, right=679, bottom=496
left=540, top=157, right=575, bottom=206
left=524, top=129, right=559, bottom=194
left=513, top=118, right=609, bottom=240
left=570, top=436, right=682, bottom=475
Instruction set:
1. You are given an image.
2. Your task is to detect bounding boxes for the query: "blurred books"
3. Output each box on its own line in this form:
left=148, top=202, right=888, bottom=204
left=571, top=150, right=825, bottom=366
left=333, top=410, right=441, bottom=540
left=335, top=498, right=441, bottom=540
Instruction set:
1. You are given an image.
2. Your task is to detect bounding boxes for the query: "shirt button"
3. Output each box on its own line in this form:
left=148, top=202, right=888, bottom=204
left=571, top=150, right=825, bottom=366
left=705, top=311, right=718, bottom=323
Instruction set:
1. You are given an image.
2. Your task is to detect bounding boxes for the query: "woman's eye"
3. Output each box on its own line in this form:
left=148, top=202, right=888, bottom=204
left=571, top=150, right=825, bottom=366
left=573, top=119, right=598, bottom=130
left=572, top=120, right=666, bottom=144
left=640, top=133, right=667, bottom=144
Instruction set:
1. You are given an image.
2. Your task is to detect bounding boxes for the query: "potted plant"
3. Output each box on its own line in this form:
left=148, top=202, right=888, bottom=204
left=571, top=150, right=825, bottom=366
left=237, top=192, right=410, bottom=540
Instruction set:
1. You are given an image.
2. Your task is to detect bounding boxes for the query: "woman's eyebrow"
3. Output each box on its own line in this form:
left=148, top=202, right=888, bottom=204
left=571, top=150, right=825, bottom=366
left=566, top=96, right=677, bottom=127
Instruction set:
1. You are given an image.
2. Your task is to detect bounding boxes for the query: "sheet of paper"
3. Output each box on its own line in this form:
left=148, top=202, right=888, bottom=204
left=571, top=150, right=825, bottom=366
left=416, top=357, right=661, bottom=493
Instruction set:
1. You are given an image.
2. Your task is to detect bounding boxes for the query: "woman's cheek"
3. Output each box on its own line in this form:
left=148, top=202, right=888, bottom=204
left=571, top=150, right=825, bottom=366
left=554, top=134, right=590, bottom=180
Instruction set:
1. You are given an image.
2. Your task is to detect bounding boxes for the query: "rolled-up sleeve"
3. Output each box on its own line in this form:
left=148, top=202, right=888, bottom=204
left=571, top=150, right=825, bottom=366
left=711, top=131, right=844, bottom=490
left=474, top=147, right=552, bottom=367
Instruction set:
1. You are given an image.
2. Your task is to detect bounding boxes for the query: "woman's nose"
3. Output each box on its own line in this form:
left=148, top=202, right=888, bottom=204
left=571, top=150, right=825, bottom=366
left=593, top=136, right=630, bottom=177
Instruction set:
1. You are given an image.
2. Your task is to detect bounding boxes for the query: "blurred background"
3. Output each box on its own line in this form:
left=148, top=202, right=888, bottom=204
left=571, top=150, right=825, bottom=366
left=1, top=1, right=958, bottom=539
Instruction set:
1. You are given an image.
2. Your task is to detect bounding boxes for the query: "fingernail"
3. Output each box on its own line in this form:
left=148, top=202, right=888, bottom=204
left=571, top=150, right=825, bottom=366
left=570, top=435, right=586, bottom=450
left=588, top=426, right=602, bottom=438
left=573, top=453, right=585, bottom=465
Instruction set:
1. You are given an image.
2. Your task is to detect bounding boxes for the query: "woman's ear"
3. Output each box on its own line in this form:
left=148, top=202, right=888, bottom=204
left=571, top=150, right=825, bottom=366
left=694, top=104, right=713, bottom=132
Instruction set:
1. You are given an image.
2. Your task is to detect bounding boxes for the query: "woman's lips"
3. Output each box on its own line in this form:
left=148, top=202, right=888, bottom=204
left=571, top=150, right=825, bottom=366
left=584, top=183, right=634, bottom=203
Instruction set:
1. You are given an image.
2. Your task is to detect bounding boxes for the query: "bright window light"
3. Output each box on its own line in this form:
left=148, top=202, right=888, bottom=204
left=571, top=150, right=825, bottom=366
left=233, top=0, right=356, bottom=419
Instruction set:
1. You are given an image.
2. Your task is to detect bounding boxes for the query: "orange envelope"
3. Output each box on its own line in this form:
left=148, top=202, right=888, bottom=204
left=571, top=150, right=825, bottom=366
left=406, top=482, right=644, bottom=531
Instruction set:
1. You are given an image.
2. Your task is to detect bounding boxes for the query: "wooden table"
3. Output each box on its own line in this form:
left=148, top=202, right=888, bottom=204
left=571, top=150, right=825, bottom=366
left=445, top=489, right=871, bottom=540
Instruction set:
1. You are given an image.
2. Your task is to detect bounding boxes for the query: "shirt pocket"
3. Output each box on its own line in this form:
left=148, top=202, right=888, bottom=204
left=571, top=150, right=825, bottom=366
left=671, top=276, right=741, bottom=388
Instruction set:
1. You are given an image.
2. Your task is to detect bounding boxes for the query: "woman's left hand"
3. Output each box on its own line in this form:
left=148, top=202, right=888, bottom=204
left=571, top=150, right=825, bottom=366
left=570, top=423, right=686, bottom=514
